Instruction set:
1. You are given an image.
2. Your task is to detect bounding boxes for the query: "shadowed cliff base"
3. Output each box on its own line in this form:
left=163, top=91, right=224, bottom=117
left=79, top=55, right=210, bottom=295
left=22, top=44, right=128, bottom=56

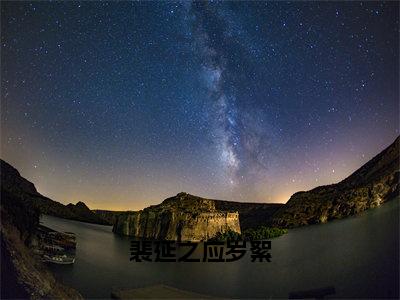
left=0, top=236, right=30, bottom=299
left=0, top=189, right=83, bottom=299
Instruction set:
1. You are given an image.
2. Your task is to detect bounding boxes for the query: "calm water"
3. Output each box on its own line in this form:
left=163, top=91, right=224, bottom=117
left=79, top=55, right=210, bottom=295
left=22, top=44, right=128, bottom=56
left=42, top=199, right=399, bottom=299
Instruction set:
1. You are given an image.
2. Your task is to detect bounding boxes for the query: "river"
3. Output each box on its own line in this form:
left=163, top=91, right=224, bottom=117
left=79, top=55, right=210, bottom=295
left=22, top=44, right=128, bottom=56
left=42, top=198, right=399, bottom=298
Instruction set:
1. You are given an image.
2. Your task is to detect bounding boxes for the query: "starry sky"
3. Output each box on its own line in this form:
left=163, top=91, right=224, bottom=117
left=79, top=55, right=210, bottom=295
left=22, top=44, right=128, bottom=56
left=1, top=1, right=399, bottom=210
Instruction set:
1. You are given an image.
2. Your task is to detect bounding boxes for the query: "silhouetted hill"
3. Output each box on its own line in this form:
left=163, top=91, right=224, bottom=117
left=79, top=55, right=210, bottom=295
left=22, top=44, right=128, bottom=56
left=92, top=209, right=124, bottom=224
left=0, top=163, right=83, bottom=298
left=272, top=136, right=399, bottom=227
left=213, top=200, right=283, bottom=229
left=0, top=159, right=110, bottom=225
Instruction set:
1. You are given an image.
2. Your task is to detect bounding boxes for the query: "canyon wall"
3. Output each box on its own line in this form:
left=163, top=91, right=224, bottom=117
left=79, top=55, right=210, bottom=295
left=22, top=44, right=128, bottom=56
left=113, top=193, right=241, bottom=241
left=116, top=136, right=399, bottom=235
left=272, top=137, right=399, bottom=227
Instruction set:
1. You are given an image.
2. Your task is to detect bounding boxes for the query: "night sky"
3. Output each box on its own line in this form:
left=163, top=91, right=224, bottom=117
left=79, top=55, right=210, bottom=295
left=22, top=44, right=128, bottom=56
left=1, top=1, right=399, bottom=210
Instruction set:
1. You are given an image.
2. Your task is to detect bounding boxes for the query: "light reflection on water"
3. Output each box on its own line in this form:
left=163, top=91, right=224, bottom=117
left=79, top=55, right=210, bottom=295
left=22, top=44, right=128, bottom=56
left=43, top=199, right=399, bottom=298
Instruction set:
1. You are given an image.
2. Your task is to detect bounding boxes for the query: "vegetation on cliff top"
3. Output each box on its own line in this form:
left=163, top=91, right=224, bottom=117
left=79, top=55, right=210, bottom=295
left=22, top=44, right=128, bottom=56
left=243, top=226, right=288, bottom=240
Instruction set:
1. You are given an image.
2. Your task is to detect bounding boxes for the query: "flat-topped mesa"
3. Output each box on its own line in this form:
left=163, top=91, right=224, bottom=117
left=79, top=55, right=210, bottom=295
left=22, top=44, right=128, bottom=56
left=112, top=192, right=241, bottom=241
left=160, top=192, right=217, bottom=211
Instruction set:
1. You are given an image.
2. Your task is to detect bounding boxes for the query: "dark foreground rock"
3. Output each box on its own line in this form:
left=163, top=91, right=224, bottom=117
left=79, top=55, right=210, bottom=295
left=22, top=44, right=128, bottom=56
left=0, top=159, right=111, bottom=225
left=1, top=189, right=83, bottom=299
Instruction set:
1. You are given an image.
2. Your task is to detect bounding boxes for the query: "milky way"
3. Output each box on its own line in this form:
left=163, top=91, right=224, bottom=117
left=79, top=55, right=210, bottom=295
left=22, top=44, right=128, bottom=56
left=189, top=2, right=279, bottom=188
left=1, top=1, right=398, bottom=209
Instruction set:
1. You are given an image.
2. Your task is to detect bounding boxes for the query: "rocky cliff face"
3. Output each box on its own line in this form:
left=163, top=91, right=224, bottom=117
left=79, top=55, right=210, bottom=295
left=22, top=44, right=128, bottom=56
left=213, top=201, right=283, bottom=229
left=1, top=160, right=39, bottom=197
left=113, top=193, right=241, bottom=241
left=272, top=136, right=399, bottom=228
left=1, top=159, right=110, bottom=225
left=114, top=137, right=399, bottom=236
left=1, top=162, right=83, bottom=299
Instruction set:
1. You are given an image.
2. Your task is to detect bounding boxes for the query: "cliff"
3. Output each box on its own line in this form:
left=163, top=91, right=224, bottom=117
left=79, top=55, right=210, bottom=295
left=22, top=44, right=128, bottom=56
left=0, top=159, right=111, bottom=225
left=114, top=137, right=399, bottom=237
left=213, top=201, right=283, bottom=229
left=272, top=136, right=400, bottom=227
left=113, top=193, right=241, bottom=241
left=1, top=186, right=82, bottom=299
left=92, top=209, right=124, bottom=224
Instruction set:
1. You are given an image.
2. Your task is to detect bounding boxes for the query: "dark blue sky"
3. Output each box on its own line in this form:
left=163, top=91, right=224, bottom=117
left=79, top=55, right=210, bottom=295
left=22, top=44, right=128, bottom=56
left=1, top=1, right=398, bottom=210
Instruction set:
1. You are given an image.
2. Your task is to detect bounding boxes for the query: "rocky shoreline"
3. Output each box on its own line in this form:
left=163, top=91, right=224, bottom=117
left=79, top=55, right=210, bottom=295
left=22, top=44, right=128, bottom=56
left=1, top=209, right=82, bottom=299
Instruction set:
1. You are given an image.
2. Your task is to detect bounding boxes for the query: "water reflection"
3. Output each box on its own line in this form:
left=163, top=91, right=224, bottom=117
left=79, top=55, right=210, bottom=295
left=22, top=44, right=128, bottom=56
left=43, top=199, right=399, bottom=298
